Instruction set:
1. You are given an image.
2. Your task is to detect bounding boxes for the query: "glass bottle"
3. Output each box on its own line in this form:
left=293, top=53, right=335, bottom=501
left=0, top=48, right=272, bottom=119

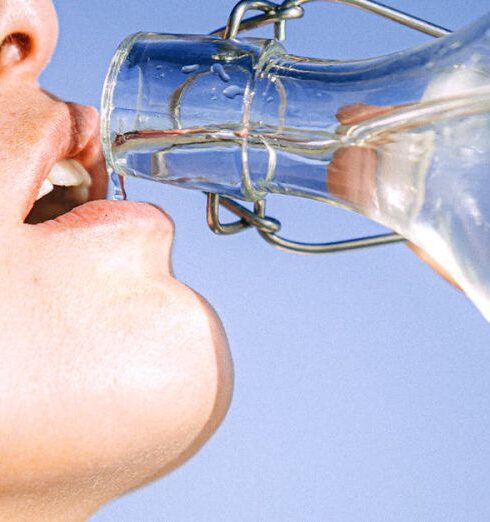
left=101, top=12, right=490, bottom=319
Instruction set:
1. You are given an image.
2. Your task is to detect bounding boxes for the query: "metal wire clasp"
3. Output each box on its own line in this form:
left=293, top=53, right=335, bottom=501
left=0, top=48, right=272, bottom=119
left=207, top=0, right=451, bottom=255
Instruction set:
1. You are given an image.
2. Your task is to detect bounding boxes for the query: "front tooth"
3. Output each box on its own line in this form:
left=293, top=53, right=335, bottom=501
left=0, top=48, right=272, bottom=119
left=36, top=178, right=54, bottom=201
left=47, top=159, right=92, bottom=187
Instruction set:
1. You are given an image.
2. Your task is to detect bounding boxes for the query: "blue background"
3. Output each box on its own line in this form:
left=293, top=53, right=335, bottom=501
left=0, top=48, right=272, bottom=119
left=47, top=1, right=490, bottom=520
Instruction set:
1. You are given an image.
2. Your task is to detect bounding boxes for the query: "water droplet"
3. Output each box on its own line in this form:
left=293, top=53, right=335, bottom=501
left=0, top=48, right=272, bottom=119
left=181, top=64, right=199, bottom=74
left=156, top=64, right=163, bottom=70
left=211, top=63, right=231, bottom=82
left=266, top=96, right=274, bottom=103
left=223, top=85, right=245, bottom=99
left=110, top=171, right=127, bottom=201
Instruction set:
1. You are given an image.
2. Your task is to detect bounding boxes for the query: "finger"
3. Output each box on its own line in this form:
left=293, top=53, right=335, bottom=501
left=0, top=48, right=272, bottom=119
left=336, top=103, right=396, bottom=126
left=407, top=242, right=462, bottom=291
left=327, top=146, right=378, bottom=210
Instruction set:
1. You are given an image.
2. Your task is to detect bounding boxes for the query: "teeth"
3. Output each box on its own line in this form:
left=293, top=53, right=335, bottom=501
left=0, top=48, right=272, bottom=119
left=35, top=160, right=92, bottom=202
left=70, top=184, right=90, bottom=205
left=36, top=178, right=54, bottom=201
left=47, top=159, right=92, bottom=187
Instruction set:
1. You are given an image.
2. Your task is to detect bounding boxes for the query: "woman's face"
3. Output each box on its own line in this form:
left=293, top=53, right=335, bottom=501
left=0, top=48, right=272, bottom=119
left=0, top=1, right=233, bottom=519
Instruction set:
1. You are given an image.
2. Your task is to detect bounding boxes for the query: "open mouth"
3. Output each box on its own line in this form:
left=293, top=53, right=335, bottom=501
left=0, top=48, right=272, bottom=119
left=25, top=159, right=94, bottom=224
left=16, top=99, right=168, bottom=237
left=19, top=101, right=110, bottom=226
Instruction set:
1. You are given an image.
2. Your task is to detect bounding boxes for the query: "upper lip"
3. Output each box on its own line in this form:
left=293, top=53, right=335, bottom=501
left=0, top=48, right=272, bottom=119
left=65, top=103, right=108, bottom=203
left=23, top=100, right=108, bottom=223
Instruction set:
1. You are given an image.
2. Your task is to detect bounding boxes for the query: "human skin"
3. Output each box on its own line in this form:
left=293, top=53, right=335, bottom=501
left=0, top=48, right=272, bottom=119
left=327, top=103, right=460, bottom=290
left=0, top=1, right=233, bottom=521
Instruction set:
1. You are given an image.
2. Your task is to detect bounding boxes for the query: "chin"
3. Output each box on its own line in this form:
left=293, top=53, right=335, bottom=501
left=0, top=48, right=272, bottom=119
left=94, top=290, right=233, bottom=521
left=91, top=286, right=234, bottom=511
left=0, top=276, right=233, bottom=521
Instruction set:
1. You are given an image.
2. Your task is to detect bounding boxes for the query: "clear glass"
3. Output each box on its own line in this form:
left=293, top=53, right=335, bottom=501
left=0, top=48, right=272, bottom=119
left=101, top=13, right=490, bottom=320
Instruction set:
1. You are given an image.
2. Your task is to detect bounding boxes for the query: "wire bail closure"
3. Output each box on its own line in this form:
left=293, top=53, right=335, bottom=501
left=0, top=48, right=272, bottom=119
left=207, top=0, right=451, bottom=254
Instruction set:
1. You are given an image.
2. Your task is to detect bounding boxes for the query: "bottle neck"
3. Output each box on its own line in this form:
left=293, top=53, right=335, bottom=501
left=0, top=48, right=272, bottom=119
left=246, top=13, right=490, bottom=210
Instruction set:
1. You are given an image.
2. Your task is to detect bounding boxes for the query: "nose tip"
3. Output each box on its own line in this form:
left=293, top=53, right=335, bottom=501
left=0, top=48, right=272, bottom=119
left=0, top=0, right=58, bottom=80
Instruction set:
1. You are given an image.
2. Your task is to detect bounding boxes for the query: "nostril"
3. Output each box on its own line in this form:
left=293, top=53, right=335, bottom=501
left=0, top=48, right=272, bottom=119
left=0, top=33, right=31, bottom=68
